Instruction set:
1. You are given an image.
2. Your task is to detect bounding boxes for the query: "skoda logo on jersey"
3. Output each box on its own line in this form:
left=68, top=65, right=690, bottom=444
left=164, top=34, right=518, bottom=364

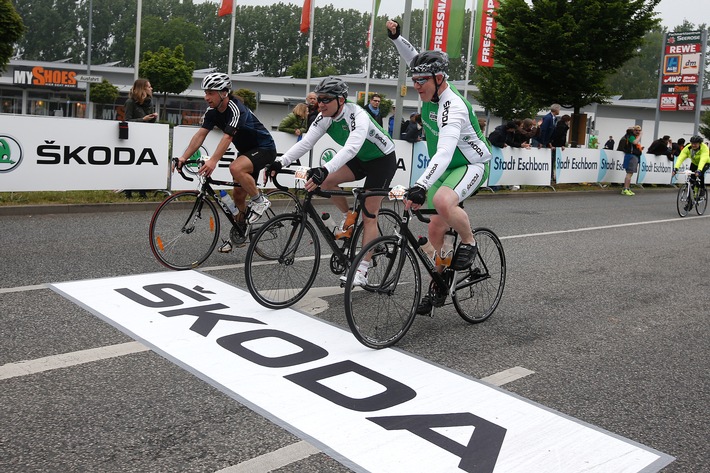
left=369, top=130, right=375, bottom=137
left=428, top=111, right=437, bottom=122
left=320, top=148, right=336, bottom=165
left=0, top=135, right=23, bottom=173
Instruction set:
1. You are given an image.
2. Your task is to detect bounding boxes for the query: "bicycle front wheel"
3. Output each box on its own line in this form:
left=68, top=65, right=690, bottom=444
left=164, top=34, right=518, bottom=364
left=453, top=228, right=506, bottom=323
left=677, top=185, right=690, bottom=217
left=245, top=214, right=320, bottom=309
left=345, top=235, right=421, bottom=349
left=696, top=187, right=707, bottom=215
left=149, top=191, right=220, bottom=270
left=251, top=189, right=303, bottom=259
left=350, top=207, right=401, bottom=256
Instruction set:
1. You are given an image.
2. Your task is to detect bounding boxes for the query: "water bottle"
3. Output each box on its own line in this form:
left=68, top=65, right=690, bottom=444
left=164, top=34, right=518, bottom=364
left=436, top=230, right=455, bottom=267
left=219, top=190, right=238, bottom=215
left=417, top=236, right=436, bottom=263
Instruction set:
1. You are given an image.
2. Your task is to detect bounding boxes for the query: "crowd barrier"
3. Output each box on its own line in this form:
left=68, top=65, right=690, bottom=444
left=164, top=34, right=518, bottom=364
left=0, top=114, right=692, bottom=192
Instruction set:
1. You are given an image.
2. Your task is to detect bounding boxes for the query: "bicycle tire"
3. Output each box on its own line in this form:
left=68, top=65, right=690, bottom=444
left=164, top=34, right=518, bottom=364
left=453, top=228, right=506, bottom=324
left=677, top=185, right=690, bottom=217
left=344, top=235, right=421, bottom=349
left=245, top=213, right=320, bottom=309
left=350, top=207, right=401, bottom=256
left=149, top=191, right=220, bottom=270
left=251, top=189, right=303, bottom=259
left=696, top=187, right=707, bottom=215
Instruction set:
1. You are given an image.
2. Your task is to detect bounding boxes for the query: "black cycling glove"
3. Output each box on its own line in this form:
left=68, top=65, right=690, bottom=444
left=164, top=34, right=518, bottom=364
left=307, top=166, right=329, bottom=185
left=387, top=21, right=401, bottom=40
left=406, top=185, right=427, bottom=205
left=265, top=160, right=282, bottom=177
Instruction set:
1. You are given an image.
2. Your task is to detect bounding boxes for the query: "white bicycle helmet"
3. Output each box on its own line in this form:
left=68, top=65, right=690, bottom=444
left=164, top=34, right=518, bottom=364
left=201, top=72, right=232, bottom=91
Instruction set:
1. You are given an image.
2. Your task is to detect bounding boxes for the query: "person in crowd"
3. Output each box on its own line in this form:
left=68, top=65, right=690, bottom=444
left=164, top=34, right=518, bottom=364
left=537, top=104, right=561, bottom=149
left=388, top=106, right=408, bottom=138
left=363, top=93, right=384, bottom=126
left=603, top=135, right=615, bottom=150
left=617, top=125, right=643, bottom=196
left=278, top=102, right=308, bottom=138
left=306, top=91, right=319, bottom=130
left=477, top=117, right=487, bottom=134
left=672, top=135, right=709, bottom=207
left=175, top=72, right=276, bottom=252
left=123, top=78, right=159, bottom=198
left=404, top=112, right=423, bottom=143
left=671, top=137, right=686, bottom=159
left=551, top=114, right=571, bottom=149
left=387, top=19, right=491, bottom=315
left=488, top=121, right=518, bottom=148
left=647, top=135, right=673, bottom=160
left=264, top=77, right=397, bottom=286
left=514, top=118, right=537, bottom=148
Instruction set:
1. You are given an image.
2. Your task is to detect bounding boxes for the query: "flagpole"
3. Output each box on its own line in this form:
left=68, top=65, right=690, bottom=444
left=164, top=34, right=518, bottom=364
left=305, top=0, right=315, bottom=96
left=227, top=0, right=237, bottom=75
left=134, top=0, right=142, bottom=81
left=364, top=0, right=377, bottom=104
left=463, top=0, right=476, bottom=99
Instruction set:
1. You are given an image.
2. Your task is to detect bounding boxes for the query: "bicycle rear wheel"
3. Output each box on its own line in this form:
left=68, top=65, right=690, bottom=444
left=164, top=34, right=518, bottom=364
left=350, top=208, right=401, bottom=255
left=453, top=228, right=506, bottom=323
left=149, top=191, right=220, bottom=270
left=345, top=235, right=421, bottom=349
left=695, top=187, right=707, bottom=215
left=677, top=185, right=691, bottom=217
left=245, top=213, right=320, bottom=309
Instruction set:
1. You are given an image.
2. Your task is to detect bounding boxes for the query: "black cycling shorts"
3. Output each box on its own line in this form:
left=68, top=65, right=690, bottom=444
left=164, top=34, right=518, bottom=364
left=345, top=151, right=397, bottom=189
left=242, top=148, right=277, bottom=182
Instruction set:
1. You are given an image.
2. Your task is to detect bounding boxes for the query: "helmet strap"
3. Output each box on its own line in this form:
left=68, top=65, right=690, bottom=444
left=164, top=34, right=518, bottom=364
left=431, top=73, right=444, bottom=103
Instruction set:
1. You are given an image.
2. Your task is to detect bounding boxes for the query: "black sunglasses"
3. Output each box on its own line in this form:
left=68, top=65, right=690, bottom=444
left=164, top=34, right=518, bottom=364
left=412, top=77, right=431, bottom=85
left=317, top=96, right=337, bottom=104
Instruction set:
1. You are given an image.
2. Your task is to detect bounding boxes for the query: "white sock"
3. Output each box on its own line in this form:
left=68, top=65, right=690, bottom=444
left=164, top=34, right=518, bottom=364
left=358, top=260, right=371, bottom=274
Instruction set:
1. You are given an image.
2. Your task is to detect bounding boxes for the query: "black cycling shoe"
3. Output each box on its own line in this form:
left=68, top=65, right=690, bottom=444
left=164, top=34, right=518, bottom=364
left=416, top=295, right=433, bottom=315
left=452, top=243, right=477, bottom=270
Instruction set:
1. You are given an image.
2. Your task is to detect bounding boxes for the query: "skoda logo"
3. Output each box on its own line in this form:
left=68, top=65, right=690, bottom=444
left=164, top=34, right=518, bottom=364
left=0, top=135, right=23, bottom=173
left=320, top=148, right=336, bottom=165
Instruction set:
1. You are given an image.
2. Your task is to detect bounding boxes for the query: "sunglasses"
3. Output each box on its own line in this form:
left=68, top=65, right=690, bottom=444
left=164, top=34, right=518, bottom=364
left=317, top=96, right=337, bottom=104
left=412, top=77, right=431, bottom=85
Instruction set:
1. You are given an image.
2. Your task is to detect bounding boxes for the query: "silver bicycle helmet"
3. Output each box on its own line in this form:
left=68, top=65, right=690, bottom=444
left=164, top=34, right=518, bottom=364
left=201, top=72, right=232, bottom=91
left=409, top=50, right=449, bottom=76
left=314, top=76, right=349, bottom=98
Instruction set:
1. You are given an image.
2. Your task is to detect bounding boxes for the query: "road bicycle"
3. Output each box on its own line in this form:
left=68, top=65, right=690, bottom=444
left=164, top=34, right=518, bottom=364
left=148, top=158, right=301, bottom=270
left=675, top=169, right=707, bottom=217
left=344, top=192, right=506, bottom=349
left=244, top=167, right=401, bottom=309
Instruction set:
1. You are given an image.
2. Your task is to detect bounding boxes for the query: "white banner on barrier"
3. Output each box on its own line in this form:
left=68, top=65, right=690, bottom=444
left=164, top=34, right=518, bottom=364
left=0, top=115, right=169, bottom=192
left=638, top=153, right=675, bottom=185
left=488, top=146, right=552, bottom=186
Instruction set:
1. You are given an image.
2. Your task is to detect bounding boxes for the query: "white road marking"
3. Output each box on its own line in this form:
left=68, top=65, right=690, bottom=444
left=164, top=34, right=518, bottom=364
left=0, top=284, right=46, bottom=294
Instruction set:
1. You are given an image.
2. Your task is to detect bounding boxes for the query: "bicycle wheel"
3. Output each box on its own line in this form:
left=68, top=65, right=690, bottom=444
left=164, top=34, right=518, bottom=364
left=245, top=213, right=320, bottom=309
left=345, top=235, right=421, bottom=349
left=350, top=208, right=401, bottom=256
left=696, top=187, right=707, bottom=215
left=677, top=185, right=690, bottom=217
left=453, top=228, right=506, bottom=323
left=251, top=189, right=303, bottom=259
left=149, top=191, right=220, bottom=270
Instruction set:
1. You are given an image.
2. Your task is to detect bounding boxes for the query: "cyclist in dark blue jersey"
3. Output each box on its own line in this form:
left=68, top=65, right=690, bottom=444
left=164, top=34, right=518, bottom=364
left=176, top=72, right=277, bottom=252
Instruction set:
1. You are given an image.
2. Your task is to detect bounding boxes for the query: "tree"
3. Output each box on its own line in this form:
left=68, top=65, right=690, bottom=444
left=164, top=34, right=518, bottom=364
left=89, top=79, right=119, bottom=118
left=494, top=0, right=661, bottom=145
left=0, top=0, right=25, bottom=71
left=473, top=67, right=543, bottom=121
left=605, top=26, right=665, bottom=100
left=700, top=111, right=710, bottom=141
left=140, top=45, right=195, bottom=120
left=234, top=88, right=257, bottom=111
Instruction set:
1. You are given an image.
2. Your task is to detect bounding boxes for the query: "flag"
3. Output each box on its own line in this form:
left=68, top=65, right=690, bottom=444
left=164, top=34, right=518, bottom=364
left=218, top=0, right=233, bottom=17
left=426, top=0, right=466, bottom=54
left=300, top=0, right=312, bottom=34
left=365, top=0, right=382, bottom=47
left=474, top=0, right=499, bottom=67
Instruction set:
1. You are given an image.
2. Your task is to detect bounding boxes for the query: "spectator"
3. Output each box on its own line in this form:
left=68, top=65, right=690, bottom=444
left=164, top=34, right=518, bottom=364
left=514, top=118, right=537, bottom=148
left=551, top=114, right=571, bottom=149
left=671, top=137, right=686, bottom=159
left=123, top=78, right=158, bottom=198
left=647, top=135, right=673, bottom=160
left=488, top=121, right=517, bottom=148
left=603, top=135, right=615, bottom=150
left=537, top=104, right=561, bottom=149
left=388, top=106, right=408, bottom=138
left=618, top=126, right=643, bottom=196
left=363, top=93, right=383, bottom=126
left=478, top=117, right=487, bottom=134
left=278, top=103, right=308, bottom=138
left=404, top=112, right=423, bottom=143
left=306, top=91, right=319, bottom=130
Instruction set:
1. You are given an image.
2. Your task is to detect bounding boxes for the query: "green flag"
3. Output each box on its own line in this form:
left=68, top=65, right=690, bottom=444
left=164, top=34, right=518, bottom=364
left=427, top=0, right=466, bottom=54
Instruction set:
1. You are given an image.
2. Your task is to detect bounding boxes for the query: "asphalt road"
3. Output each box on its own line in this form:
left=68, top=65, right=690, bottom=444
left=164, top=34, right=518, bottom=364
left=1, top=187, right=707, bottom=472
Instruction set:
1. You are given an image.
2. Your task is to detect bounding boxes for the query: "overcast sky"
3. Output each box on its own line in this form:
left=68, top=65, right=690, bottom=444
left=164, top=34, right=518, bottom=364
left=204, top=0, right=708, bottom=31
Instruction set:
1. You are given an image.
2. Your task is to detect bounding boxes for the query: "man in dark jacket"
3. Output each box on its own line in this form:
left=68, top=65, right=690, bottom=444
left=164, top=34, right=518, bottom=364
left=488, top=121, right=517, bottom=148
left=647, top=135, right=672, bottom=160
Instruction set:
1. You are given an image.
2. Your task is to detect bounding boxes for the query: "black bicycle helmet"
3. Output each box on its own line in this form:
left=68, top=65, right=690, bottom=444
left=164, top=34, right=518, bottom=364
left=409, top=50, right=449, bottom=76
left=314, top=76, right=348, bottom=98
left=689, top=135, right=703, bottom=144
left=201, top=72, right=231, bottom=91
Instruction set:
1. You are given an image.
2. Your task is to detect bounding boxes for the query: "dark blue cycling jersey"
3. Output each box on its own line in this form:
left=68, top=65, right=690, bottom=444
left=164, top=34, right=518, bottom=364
left=201, top=95, right=275, bottom=154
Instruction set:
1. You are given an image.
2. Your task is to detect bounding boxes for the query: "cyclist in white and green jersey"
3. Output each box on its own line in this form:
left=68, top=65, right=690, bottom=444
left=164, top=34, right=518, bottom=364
left=266, top=76, right=397, bottom=286
left=387, top=20, right=492, bottom=315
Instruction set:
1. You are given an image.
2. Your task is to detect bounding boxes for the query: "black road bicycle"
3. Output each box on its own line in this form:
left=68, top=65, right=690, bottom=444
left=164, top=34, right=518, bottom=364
left=149, top=158, right=300, bottom=270
left=676, top=169, right=707, bottom=217
left=244, top=167, right=401, bottom=309
left=344, top=198, right=506, bottom=349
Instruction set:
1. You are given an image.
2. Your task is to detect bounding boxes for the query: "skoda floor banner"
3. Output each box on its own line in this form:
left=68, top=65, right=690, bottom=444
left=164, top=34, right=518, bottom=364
left=0, top=115, right=169, bottom=192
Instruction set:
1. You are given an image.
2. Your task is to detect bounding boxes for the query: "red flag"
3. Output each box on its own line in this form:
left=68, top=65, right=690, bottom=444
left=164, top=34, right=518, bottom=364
left=300, top=0, right=312, bottom=34
left=218, top=0, right=233, bottom=17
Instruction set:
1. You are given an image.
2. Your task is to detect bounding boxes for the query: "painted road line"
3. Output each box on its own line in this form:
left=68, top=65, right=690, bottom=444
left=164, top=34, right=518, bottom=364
left=0, top=341, right=149, bottom=380
left=219, top=367, right=537, bottom=473
left=0, top=284, right=46, bottom=294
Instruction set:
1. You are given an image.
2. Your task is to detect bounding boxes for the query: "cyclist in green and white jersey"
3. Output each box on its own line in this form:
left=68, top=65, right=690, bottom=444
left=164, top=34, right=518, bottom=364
left=266, top=76, right=397, bottom=286
left=387, top=20, right=492, bottom=314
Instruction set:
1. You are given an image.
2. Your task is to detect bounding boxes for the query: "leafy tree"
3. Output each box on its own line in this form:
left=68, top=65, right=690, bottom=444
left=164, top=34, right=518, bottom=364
left=700, top=110, right=710, bottom=141
left=0, top=0, right=25, bottom=71
left=89, top=79, right=119, bottom=117
left=494, top=0, right=661, bottom=145
left=605, top=26, right=665, bottom=99
left=473, top=67, right=543, bottom=121
left=286, top=55, right=337, bottom=79
left=139, top=45, right=195, bottom=120
left=13, top=0, right=83, bottom=62
left=234, top=88, right=257, bottom=111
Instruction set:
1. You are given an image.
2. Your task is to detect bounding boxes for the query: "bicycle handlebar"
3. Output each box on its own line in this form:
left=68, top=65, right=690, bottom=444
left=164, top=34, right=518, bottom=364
left=172, top=157, right=197, bottom=182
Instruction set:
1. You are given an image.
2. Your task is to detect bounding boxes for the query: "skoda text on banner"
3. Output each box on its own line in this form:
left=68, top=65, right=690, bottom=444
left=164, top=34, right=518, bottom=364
left=51, top=271, right=673, bottom=473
